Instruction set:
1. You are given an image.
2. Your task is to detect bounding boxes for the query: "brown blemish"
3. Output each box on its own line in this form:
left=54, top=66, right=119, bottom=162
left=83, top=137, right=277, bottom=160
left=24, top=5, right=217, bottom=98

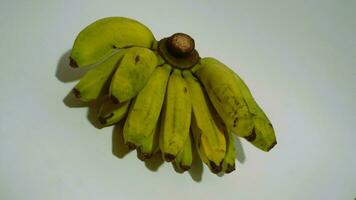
left=180, top=164, right=191, bottom=171
left=72, top=88, right=81, bottom=98
left=135, top=55, right=140, bottom=64
left=233, top=118, right=238, bottom=127
left=69, top=57, right=78, bottom=68
left=267, top=141, right=277, bottom=151
left=126, top=142, right=137, bottom=150
left=225, top=163, right=236, bottom=174
left=98, top=117, right=107, bottom=125
left=142, top=153, right=152, bottom=160
left=110, top=95, right=119, bottom=104
left=245, top=127, right=256, bottom=142
left=184, top=87, right=187, bottom=93
left=164, top=153, right=175, bottom=162
left=210, top=161, right=222, bottom=174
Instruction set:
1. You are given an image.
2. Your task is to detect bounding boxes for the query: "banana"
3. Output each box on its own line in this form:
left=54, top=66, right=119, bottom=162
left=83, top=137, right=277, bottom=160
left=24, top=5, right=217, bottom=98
left=70, top=17, right=156, bottom=68
left=110, top=47, right=158, bottom=103
left=137, top=123, right=160, bottom=160
left=173, top=132, right=193, bottom=171
left=159, top=69, right=192, bottom=162
left=183, top=70, right=226, bottom=174
left=123, top=64, right=171, bottom=149
left=97, top=96, right=130, bottom=126
left=72, top=49, right=127, bottom=102
left=222, top=130, right=236, bottom=173
left=232, top=73, right=277, bottom=151
left=211, top=107, right=236, bottom=173
left=193, top=57, right=254, bottom=137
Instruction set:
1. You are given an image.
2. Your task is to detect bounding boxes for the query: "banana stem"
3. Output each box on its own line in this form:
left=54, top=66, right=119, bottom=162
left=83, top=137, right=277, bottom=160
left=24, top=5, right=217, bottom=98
left=157, top=33, right=200, bottom=69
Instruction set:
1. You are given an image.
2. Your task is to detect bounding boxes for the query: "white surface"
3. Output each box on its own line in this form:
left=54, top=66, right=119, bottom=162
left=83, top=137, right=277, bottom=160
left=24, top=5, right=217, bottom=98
left=0, top=0, right=355, bottom=199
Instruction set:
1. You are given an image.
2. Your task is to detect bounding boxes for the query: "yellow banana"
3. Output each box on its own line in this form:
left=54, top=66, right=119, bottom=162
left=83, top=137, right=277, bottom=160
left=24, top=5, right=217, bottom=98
left=193, top=57, right=254, bottom=137
left=173, top=132, right=193, bottom=171
left=70, top=17, right=156, bottom=68
left=72, top=49, right=126, bottom=102
left=123, top=64, right=171, bottom=149
left=233, top=73, right=277, bottom=151
left=110, top=47, right=158, bottom=103
left=97, top=96, right=130, bottom=126
left=160, top=69, right=192, bottom=161
left=183, top=70, right=226, bottom=174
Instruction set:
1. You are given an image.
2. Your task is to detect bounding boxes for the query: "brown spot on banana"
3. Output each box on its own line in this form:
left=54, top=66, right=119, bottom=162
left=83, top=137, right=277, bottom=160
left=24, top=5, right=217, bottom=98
left=244, top=127, right=256, bottom=142
left=135, top=55, right=140, bottom=64
left=164, top=153, right=176, bottom=162
left=210, top=161, right=223, bottom=174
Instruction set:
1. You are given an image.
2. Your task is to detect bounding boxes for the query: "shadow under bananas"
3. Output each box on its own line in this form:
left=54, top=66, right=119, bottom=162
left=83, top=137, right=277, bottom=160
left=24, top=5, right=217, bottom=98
left=56, top=49, right=93, bottom=83
left=235, top=137, right=246, bottom=164
left=112, top=122, right=204, bottom=182
left=173, top=148, right=204, bottom=182
left=112, top=122, right=164, bottom=171
left=62, top=90, right=104, bottom=129
left=58, top=49, right=106, bottom=129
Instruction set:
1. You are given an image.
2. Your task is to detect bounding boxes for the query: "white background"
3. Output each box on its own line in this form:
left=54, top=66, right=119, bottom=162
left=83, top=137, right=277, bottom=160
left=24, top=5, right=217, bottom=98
left=0, top=0, right=355, bottom=199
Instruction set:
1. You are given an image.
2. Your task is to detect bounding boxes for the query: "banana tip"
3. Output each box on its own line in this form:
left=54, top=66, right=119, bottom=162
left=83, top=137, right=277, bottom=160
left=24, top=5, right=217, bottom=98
left=98, top=116, right=107, bottom=125
left=72, top=88, right=81, bottom=98
left=225, top=164, right=236, bottom=174
left=210, top=161, right=223, bottom=174
left=267, top=141, right=277, bottom=151
left=164, top=153, right=176, bottom=162
left=142, top=153, right=152, bottom=160
left=179, top=164, right=191, bottom=171
left=69, top=57, right=78, bottom=68
left=126, top=142, right=137, bottom=150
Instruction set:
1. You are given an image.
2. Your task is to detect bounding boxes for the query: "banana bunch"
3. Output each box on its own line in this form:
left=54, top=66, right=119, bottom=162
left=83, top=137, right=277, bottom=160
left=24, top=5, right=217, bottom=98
left=68, top=17, right=276, bottom=175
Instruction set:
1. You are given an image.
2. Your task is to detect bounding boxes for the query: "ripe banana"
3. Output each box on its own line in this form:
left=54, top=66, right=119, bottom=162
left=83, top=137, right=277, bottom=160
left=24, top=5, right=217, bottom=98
left=160, top=69, right=192, bottom=161
left=110, top=47, right=158, bottom=103
left=123, top=64, right=171, bottom=149
left=173, top=132, right=193, bottom=171
left=70, top=17, right=156, bottom=68
left=194, top=57, right=254, bottom=137
left=183, top=70, right=226, bottom=174
left=97, top=96, right=131, bottom=126
left=72, top=49, right=126, bottom=102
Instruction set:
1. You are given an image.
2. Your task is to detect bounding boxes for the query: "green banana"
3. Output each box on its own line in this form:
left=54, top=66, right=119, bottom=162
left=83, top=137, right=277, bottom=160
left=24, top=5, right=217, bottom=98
left=72, top=49, right=127, bottom=102
left=193, top=57, right=254, bottom=137
left=233, top=73, right=276, bottom=151
left=183, top=70, right=226, bottom=174
left=138, top=124, right=160, bottom=160
left=222, top=130, right=236, bottom=173
left=160, top=69, right=192, bottom=161
left=211, top=106, right=236, bottom=173
left=123, top=64, right=171, bottom=149
left=97, top=96, right=131, bottom=126
left=110, top=47, right=158, bottom=103
left=173, top=132, right=193, bottom=171
left=67, top=19, right=277, bottom=175
left=70, top=17, right=156, bottom=68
